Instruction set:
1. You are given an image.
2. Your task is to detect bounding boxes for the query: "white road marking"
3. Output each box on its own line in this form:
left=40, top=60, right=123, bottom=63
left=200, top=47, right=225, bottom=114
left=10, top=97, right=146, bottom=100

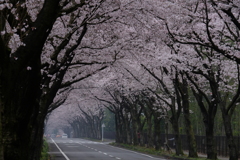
left=69, top=139, right=163, bottom=160
left=67, top=146, right=79, bottom=147
left=51, top=138, right=70, bottom=160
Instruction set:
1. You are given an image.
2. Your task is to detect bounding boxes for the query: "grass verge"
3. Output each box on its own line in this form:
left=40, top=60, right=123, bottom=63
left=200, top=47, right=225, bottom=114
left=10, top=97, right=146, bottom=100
left=41, top=138, right=50, bottom=160
left=110, top=143, right=206, bottom=160
left=82, top=137, right=102, bottom=142
left=81, top=137, right=114, bottom=143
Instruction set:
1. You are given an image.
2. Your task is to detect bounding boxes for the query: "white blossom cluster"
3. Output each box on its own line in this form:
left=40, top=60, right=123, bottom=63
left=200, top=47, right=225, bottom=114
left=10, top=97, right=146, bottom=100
left=2, top=0, right=238, bottom=127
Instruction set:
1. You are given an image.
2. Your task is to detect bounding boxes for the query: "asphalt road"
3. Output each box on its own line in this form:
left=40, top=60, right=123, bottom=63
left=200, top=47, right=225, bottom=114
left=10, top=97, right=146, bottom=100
left=48, top=138, right=167, bottom=160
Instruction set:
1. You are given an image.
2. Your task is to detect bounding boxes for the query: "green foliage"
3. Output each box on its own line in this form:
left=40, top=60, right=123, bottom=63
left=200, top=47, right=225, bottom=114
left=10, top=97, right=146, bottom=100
left=231, top=106, right=240, bottom=136
left=110, top=142, right=207, bottom=160
left=110, top=142, right=161, bottom=155
left=110, top=142, right=176, bottom=157
left=82, top=137, right=102, bottom=142
left=40, top=138, right=49, bottom=160
left=103, top=109, right=116, bottom=132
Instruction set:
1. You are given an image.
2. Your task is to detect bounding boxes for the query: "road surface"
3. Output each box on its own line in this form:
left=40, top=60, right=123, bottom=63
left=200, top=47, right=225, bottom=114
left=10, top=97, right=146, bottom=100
left=48, top=138, right=167, bottom=160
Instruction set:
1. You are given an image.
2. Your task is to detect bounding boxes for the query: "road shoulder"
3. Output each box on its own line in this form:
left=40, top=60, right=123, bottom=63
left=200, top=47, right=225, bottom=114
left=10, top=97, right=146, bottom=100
left=47, top=138, right=66, bottom=160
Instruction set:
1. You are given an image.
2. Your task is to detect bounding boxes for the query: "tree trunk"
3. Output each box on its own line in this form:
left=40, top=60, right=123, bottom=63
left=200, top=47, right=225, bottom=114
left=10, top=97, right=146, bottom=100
left=205, top=120, right=217, bottom=160
left=125, top=116, right=131, bottom=144
left=77, top=122, right=82, bottom=137
left=119, top=110, right=126, bottom=143
left=132, top=118, right=138, bottom=145
left=30, top=116, right=45, bottom=160
left=180, top=80, right=198, bottom=158
left=0, top=1, right=63, bottom=159
left=2, top=59, right=41, bottom=160
left=137, top=117, right=145, bottom=146
left=221, top=111, right=238, bottom=160
left=127, top=122, right=132, bottom=144
left=153, top=113, right=162, bottom=150
left=184, top=111, right=198, bottom=158
left=122, top=111, right=128, bottom=143
left=143, top=105, right=153, bottom=148
left=146, top=117, right=153, bottom=148
left=192, top=90, right=218, bottom=160
left=171, top=117, right=183, bottom=156
left=164, top=120, right=169, bottom=147
left=71, top=124, right=76, bottom=137
left=115, top=114, right=120, bottom=143
left=97, top=118, right=102, bottom=140
left=0, top=96, right=3, bottom=160
left=127, top=129, right=132, bottom=144
left=115, top=113, right=123, bottom=143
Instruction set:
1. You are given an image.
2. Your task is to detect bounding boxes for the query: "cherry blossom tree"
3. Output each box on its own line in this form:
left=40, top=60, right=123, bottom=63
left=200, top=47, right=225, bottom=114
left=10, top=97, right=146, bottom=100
left=0, top=0, right=123, bottom=159
left=1, top=1, right=239, bottom=160
left=68, top=1, right=240, bottom=159
left=160, top=1, right=240, bottom=159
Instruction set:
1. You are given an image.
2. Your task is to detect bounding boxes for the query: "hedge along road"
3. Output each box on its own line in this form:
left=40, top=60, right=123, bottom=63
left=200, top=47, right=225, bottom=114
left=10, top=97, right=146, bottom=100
left=47, top=138, right=168, bottom=160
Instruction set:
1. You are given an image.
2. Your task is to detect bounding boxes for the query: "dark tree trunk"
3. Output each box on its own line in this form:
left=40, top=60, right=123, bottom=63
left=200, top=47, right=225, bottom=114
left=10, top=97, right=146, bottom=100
left=205, top=120, right=217, bottom=160
left=146, top=116, right=153, bottom=148
left=170, top=96, right=183, bottom=155
left=153, top=112, right=162, bottom=150
left=122, top=111, right=128, bottom=143
left=115, top=114, right=119, bottom=143
left=183, top=109, right=198, bottom=158
left=0, top=1, right=62, bottom=159
left=137, top=117, right=145, bottom=146
left=221, top=110, right=238, bottom=160
left=143, top=104, right=153, bottom=148
left=191, top=88, right=218, bottom=160
left=0, top=96, right=3, bottom=160
left=171, top=118, right=184, bottom=156
left=127, top=104, right=142, bottom=146
left=115, top=113, right=123, bottom=143
left=1, top=52, right=42, bottom=160
left=121, top=109, right=130, bottom=144
left=126, top=120, right=132, bottom=144
left=77, top=122, right=82, bottom=138
left=30, top=116, right=46, bottom=160
left=180, top=79, right=198, bottom=158
left=2, top=70, right=41, bottom=160
left=97, top=117, right=103, bottom=140
left=132, top=118, right=138, bottom=145
left=122, top=110, right=131, bottom=144
left=164, top=120, right=169, bottom=148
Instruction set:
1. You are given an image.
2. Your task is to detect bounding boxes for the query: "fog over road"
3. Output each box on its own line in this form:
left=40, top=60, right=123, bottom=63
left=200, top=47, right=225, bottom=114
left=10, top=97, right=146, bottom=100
left=48, top=138, right=167, bottom=160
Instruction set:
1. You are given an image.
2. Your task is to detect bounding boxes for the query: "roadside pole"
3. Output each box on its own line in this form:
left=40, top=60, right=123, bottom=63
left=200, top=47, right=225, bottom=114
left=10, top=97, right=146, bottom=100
left=102, top=123, right=105, bottom=142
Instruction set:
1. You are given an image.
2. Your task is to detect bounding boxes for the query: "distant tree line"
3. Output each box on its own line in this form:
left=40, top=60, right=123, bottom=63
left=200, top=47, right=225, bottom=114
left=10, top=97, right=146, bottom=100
left=95, top=82, right=240, bottom=160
